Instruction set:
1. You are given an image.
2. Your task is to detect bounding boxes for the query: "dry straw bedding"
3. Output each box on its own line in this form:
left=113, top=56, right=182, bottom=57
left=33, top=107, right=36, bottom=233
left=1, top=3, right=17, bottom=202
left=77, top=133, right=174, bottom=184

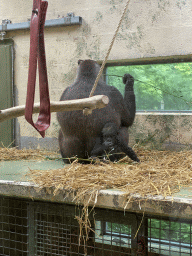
left=0, top=147, right=59, bottom=161
left=1, top=147, right=192, bottom=199
left=27, top=147, right=192, bottom=241
left=28, top=148, right=192, bottom=201
left=2, top=147, right=192, bottom=244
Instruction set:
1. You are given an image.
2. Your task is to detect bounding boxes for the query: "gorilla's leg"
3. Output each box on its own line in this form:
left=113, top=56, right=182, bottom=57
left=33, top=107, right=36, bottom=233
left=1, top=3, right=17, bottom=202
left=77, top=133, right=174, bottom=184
left=117, top=127, right=140, bottom=162
left=58, top=129, right=87, bottom=163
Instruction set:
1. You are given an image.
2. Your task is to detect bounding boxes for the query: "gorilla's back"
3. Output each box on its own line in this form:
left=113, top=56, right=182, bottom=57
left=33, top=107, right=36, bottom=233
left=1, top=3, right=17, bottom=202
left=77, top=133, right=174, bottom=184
left=57, top=81, right=122, bottom=141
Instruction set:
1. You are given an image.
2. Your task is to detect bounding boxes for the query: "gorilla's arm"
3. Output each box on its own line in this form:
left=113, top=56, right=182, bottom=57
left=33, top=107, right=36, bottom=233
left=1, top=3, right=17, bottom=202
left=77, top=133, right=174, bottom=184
left=109, top=87, right=130, bottom=127
left=123, top=74, right=136, bottom=127
left=109, top=74, right=136, bottom=128
left=91, top=137, right=107, bottom=157
left=91, top=134, right=139, bottom=162
left=117, top=133, right=140, bottom=162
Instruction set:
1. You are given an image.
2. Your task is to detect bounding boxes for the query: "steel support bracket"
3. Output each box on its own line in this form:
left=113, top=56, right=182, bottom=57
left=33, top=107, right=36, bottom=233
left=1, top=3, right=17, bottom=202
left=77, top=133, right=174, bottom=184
left=0, top=13, right=82, bottom=32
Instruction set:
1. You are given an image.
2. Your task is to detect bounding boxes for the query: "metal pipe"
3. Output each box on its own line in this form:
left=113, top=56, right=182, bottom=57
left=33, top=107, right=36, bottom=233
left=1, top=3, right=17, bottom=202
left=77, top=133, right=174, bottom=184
left=0, top=15, right=82, bottom=32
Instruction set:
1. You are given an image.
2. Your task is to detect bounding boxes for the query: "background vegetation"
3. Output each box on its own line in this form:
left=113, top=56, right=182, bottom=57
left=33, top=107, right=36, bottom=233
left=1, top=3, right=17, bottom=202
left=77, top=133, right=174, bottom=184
left=106, top=63, right=192, bottom=111
left=107, top=220, right=192, bottom=244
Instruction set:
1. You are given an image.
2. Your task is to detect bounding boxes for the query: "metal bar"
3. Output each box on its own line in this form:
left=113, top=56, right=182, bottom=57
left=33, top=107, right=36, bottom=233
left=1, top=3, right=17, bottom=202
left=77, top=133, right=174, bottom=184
left=0, top=16, right=82, bottom=31
left=28, top=202, right=36, bottom=255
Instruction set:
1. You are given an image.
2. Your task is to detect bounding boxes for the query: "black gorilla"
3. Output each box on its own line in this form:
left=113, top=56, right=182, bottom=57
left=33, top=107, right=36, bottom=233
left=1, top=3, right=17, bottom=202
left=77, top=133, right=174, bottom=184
left=91, top=122, right=139, bottom=162
left=57, top=59, right=139, bottom=163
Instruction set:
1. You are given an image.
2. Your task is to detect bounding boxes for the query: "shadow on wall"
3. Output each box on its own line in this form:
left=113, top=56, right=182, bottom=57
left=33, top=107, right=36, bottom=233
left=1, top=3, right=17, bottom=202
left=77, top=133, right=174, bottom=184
left=129, top=115, right=192, bottom=151
left=17, top=115, right=192, bottom=152
left=20, top=137, right=59, bottom=151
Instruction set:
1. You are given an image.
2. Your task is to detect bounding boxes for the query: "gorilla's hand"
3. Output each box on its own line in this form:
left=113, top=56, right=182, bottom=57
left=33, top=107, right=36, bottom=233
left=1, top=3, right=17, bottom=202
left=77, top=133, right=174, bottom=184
left=123, top=74, right=134, bottom=86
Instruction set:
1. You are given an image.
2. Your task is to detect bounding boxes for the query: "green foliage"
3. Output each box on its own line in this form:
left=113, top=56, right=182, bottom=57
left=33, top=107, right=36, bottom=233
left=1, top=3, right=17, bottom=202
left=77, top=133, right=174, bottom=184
left=149, top=219, right=192, bottom=244
left=106, top=63, right=192, bottom=111
left=107, top=219, right=192, bottom=244
left=107, top=222, right=131, bottom=235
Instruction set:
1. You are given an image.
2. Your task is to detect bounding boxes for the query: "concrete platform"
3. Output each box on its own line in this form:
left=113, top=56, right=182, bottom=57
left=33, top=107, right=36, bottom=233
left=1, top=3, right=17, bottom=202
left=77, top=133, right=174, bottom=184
left=0, top=160, right=192, bottom=219
left=0, top=159, right=64, bottom=181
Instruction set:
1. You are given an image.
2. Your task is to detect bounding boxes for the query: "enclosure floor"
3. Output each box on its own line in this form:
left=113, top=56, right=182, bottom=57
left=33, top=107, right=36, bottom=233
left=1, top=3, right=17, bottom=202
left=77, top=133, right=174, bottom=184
left=0, top=157, right=192, bottom=198
left=0, top=157, right=192, bottom=220
left=0, top=160, right=64, bottom=181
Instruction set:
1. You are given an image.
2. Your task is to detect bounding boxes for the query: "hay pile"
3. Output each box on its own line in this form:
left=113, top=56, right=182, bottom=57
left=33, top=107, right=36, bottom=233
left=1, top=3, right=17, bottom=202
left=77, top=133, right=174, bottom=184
left=0, top=147, right=59, bottom=161
left=28, top=148, right=192, bottom=246
left=29, top=148, right=192, bottom=201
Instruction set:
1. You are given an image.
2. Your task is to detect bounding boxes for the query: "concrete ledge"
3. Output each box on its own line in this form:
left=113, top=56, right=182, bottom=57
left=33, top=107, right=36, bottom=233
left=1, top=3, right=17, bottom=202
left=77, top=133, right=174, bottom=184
left=0, top=179, right=192, bottom=219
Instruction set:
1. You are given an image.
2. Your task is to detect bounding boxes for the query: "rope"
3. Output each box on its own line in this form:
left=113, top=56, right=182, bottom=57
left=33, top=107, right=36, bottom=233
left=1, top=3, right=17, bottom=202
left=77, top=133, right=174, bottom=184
left=89, top=0, right=131, bottom=97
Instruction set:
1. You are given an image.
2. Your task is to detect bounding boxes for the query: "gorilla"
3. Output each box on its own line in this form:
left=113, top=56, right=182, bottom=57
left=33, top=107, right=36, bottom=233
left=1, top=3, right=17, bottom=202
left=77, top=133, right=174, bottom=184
left=91, top=122, right=140, bottom=162
left=57, top=59, right=139, bottom=163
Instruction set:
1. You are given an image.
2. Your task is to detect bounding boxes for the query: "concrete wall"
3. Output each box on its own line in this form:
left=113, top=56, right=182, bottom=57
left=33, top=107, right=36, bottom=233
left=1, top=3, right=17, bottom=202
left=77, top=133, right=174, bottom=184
left=0, top=0, right=192, bottom=150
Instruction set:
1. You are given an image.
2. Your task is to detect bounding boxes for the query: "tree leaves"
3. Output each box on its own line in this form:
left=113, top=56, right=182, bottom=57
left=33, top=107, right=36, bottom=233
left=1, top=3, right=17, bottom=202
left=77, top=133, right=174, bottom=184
left=106, top=63, right=192, bottom=111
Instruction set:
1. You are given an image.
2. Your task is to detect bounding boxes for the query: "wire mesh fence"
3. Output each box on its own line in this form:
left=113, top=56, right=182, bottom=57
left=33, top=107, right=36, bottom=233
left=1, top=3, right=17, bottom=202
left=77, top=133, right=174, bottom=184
left=0, top=196, right=192, bottom=255
left=0, top=197, right=28, bottom=256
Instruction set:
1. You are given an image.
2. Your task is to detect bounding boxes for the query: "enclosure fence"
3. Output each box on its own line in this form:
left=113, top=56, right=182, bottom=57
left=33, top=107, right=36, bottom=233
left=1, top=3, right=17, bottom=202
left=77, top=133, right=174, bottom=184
left=0, top=196, right=191, bottom=256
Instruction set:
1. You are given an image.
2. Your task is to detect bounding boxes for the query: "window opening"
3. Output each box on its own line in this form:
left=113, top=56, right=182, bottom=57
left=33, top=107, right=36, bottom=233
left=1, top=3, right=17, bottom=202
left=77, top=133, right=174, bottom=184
left=98, top=217, right=192, bottom=255
left=106, top=62, right=192, bottom=112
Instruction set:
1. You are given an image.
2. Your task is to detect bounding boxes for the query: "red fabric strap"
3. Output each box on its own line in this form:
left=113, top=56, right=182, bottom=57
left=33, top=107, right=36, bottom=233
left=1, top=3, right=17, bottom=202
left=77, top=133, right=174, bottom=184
left=25, top=0, right=50, bottom=138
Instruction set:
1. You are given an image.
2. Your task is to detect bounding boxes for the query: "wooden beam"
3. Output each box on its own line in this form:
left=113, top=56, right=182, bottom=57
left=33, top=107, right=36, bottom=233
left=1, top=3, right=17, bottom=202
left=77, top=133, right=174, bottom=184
left=0, top=95, right=109, bottom=123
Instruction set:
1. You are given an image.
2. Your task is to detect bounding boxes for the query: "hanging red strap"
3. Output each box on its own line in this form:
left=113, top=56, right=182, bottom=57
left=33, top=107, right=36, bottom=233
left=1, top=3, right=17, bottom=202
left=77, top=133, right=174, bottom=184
left=25, top=0, right=50, bottom=138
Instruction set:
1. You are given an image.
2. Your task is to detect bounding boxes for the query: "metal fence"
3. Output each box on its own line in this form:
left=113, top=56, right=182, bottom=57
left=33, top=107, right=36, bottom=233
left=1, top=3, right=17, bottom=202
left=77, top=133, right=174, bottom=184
left=0, top=196, right=191, bottom=256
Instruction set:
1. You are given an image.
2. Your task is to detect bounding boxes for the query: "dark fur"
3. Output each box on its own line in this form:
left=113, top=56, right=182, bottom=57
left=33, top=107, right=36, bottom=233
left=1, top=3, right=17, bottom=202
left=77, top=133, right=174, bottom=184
left=91, top=122, right=139, bottom=162
left=57, top=59, right=139, bottom=163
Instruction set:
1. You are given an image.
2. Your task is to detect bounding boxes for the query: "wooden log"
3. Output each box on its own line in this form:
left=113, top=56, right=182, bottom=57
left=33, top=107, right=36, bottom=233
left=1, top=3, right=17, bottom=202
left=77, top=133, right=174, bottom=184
left=0, top=95, right=109, bottom=123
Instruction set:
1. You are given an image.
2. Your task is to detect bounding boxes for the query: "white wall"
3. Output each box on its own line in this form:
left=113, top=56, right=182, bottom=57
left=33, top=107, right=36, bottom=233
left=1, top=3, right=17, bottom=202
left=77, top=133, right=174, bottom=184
left=0, top=0, right=191, bottom=149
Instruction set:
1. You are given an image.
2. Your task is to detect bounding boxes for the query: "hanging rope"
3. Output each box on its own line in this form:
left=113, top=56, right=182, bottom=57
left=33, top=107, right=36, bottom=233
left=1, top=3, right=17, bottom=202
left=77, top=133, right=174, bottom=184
left=89, top=0, right=131, bottom=98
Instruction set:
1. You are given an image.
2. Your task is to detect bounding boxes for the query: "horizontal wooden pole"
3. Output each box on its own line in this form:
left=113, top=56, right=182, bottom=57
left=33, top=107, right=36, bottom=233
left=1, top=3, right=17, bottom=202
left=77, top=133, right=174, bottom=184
left=0, top=95, right=109, bottom=123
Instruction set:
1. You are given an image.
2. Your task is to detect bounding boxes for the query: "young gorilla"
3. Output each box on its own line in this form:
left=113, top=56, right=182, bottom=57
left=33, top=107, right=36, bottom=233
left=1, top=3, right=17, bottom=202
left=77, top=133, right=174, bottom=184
left=91, top=122, right=140, bottom=162
left=57, top=59, right=139, bottom=163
